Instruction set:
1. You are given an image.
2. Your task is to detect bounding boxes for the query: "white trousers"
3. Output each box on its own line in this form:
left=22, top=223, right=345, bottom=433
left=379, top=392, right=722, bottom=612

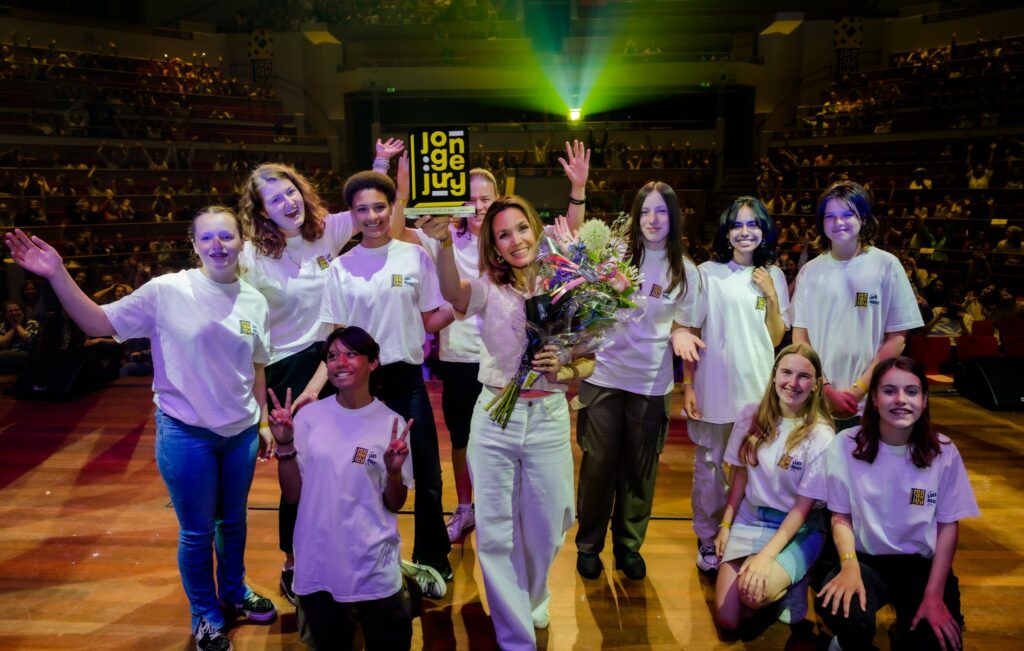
left=687, top=419, right=733, bottom=545
left=468, top=389, right=575, bottom=651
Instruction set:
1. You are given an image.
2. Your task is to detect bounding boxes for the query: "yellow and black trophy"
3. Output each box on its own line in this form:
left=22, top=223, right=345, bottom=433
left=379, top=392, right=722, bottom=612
left=405, top=127, right=476, bottom=218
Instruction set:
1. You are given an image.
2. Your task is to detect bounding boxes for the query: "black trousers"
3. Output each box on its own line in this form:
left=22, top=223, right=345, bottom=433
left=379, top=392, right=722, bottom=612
left=816, top=553, right=964, bottom=651
left=298, top=588, right=411, bottom=651
left=371, top=361, right=451, bottom=571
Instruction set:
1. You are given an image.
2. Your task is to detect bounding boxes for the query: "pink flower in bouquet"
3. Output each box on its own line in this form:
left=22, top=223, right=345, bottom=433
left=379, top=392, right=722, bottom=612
left=609, top=271, right=629, bottom=293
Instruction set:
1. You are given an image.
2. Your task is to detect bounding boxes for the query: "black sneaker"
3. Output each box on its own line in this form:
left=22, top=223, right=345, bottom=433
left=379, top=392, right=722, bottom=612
left=576, top=551, right=603, bottom=579
left=193, top=617, right=232, bottom=651
left=280, top=569, right=297, bottom=606
left=615, top=550, right=647, bottom=580
left=225, top=592, right=277, bottom=623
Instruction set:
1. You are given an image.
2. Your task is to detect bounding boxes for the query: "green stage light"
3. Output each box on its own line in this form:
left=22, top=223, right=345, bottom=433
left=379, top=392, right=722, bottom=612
left=569, top=108, right=581, bottom=121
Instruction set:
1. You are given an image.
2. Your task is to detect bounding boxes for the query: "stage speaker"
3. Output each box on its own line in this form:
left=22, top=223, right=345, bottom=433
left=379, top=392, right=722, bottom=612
left=14, top=346, right=119, bottom=402
left=954, top=356, right=1024, bottom=411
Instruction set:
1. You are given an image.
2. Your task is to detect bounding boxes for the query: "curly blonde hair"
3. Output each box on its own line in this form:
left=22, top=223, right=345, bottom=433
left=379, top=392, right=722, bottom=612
left=238, top=163, right=327, bottom=259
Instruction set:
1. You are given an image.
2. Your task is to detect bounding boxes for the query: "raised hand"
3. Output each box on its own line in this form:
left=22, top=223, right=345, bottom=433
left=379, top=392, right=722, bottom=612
left=397, top=150, right=410, bottom=201
left=384, top=417, right=412, bottom=476
left=558, top=139, right=591, bottom=189
left=545, top=215, right=578, bottom=254
left=267, top=387, right=295, bottom=444
left=5, top=230, right=64, bottom=279
left=375, top=137, right=405, bottom=160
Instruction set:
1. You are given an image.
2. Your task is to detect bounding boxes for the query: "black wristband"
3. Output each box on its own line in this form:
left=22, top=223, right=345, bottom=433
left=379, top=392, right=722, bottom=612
left=568, top=195, right=586, bottom=206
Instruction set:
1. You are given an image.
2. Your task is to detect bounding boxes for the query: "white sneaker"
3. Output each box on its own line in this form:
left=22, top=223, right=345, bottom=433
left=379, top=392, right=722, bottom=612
left=777, top=574, right=810, bottom=624
left=401, top=559, right=447, bottom=600
left=696, top=541, right=720, bottom=572
left=532, top=609, right=550, bottom=629
left=446, top=505, right=476, bottom=543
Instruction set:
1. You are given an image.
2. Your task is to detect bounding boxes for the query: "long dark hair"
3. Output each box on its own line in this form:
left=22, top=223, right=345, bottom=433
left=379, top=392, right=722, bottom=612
left=815, top=181, right=878, bottom=252
left=855, top=356, right=944, bottom=468
left=629, top=181, right=688, bottom=296
left=711, top=196, right=777, bottom=267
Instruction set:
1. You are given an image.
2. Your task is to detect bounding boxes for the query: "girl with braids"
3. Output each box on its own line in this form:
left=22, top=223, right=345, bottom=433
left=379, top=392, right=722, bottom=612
left=237, top=140, right=403, bottom=604
left=808, top=357, right=978, bottom=651
left=574, top=181, right=703, bottom=581
left=684, top=196, right=790, bottom=573
left=714, top=343, right=834, bottom=630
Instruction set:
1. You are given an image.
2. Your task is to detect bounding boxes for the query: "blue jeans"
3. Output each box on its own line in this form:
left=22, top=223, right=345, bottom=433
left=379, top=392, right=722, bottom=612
left=155, top=409, right=258, bottom=629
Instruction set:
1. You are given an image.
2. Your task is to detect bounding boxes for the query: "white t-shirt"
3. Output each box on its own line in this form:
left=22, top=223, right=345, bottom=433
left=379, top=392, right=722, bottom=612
left=462, top=276, right=566, bottom=393
left=291, top=397, right=414, bottom=602
left=102, top=268, right=270, bottom=436
left=792, top=247, right=923, bottom=391
left=724, top=403, right=834, bottom=525
left=319, top=239, right=444, bottom=366
left=415, top=226, right=482, bottom=363
left=240, top=211, right=354, bottom=365
left=801, top=428, right=980, bottom=557
left=589, top=250, right=702, bottom=396
left=692, top=261, right=791, bottom=423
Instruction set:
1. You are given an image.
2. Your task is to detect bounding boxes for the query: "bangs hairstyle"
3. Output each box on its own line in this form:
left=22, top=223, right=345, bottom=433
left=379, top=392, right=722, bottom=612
left=815, top=181, right=878, bottom=251
left=238, top=163, right=327, bottom=259
left=856, top=356, right=944, bottom=468
left=711, top=196, right=778, bottom=266
left=343, top=171, right=396, bottom=207
left=629, top=181, right=689, bottom=296
left=322, top=325, right=380, bottom=365
left=459, top=168, right=498, bottom=236
left=478, top=194, right=543, bottom=288
left=738, top=343, right=833, bottom=466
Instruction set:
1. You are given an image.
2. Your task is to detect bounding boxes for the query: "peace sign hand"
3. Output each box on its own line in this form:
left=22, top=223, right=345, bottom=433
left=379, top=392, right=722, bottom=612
left=267, top=387, right=295, bottom=445
left=384, top=417, right=412, bottom=477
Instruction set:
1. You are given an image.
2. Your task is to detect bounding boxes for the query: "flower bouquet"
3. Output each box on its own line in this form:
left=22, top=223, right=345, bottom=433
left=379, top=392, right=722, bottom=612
left=484, top=218, right=645, bottom=428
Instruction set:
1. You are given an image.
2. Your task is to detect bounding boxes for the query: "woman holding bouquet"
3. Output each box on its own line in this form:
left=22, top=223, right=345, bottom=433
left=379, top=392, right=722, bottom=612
left=574, top=181, right=703, bottom=581
left=421, top=195, right=594, bottom=651
left=390, top=141, right=591, bottom=544
left=683, top=196, right=790, bottom=573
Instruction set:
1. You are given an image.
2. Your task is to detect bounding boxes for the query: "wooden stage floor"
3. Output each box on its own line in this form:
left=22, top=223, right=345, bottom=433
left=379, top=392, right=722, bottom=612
left=0, top=378, right=1021, bottom=650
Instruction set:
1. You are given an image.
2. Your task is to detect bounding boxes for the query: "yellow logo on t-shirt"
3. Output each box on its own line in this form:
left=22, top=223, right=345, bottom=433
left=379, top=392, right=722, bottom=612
left=909, top=487, right=926, bottom=506
left=316, top=255, right=330, bottom=270
left=855, top=292, right=869, bottom=308
left=352, top=447, right=369, bottom=464
left=391, top=274, right=403, bottom=287
left=239, top=320, right=253, bottom=335
left=755, top=296, right=766, bottom=311
left=777, top=453, right=792, bottom=470
left=650, top=284, right=663, bottom=299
